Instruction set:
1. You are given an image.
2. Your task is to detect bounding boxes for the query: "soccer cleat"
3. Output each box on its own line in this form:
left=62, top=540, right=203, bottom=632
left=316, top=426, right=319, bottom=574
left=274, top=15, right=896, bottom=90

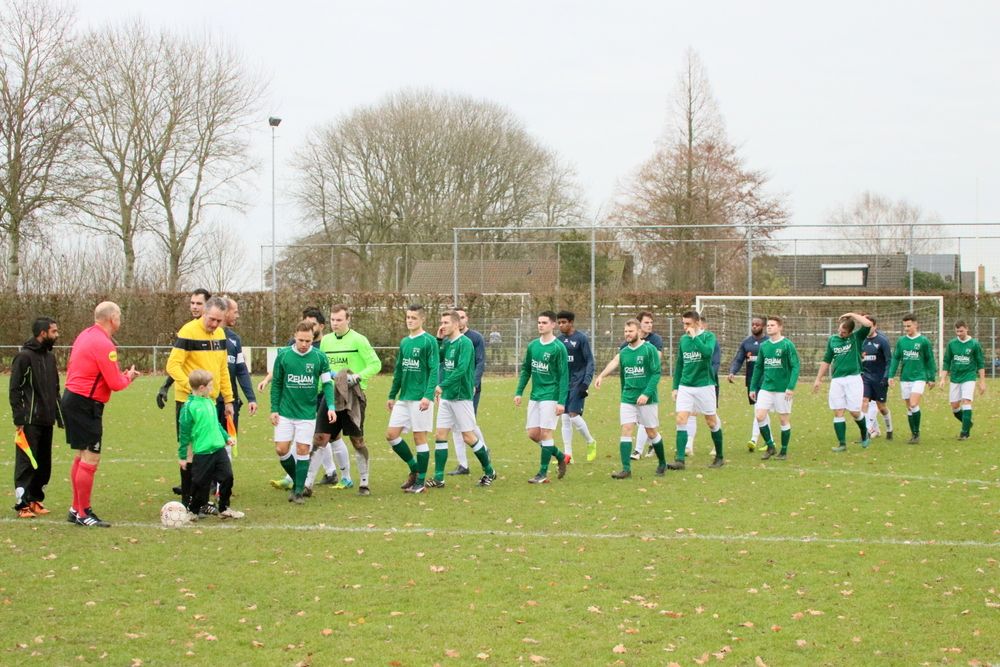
left=219, top=508, right=245, bottom=519
left=400, top=472, right=417, bottom=490
left=447, top=465, right=470, bottom=476
left=528, top=474, right=550, bottom=484
left=860, top=438, right=871, bottom=449
left=74, top=513, right=111, bottom=527
left=17, top=506, right=36, bottom=518
left=761, top=446, right=776, bottom=460
left=557, top=454, right=570, bottom=479
left=831, top=444, right=847, bottom=452
left=172, top=485, right=183, bottom=496
left=629, top=450, right=641, bottom=461
left=666, top=460, right=686, bottom=471
left=747, top=439, right=757, bottom=452
left=610, top=470, right=632, bottom=479
left=424, top=478, right=445, bottom=489
left=301, top=486, right=313, bottom=497
left=586, top=441, right=597, bottom=462
left=885, top=430, right=894, bottom=441
left=957, top=432, right=970, bottom=441
left=404, top=483, right=425, bottom=494
left=358, top=486, right=371, bottom=496
left=290, top=493, right=305, bottom=505
left=709, top=457, right=725, bottom=468
left=271, top=477, right=293, bottom=490
left=643, top=448, right=656, bottom=458
left=477, top=472, right=497, bottom=487
left=200, top=504, right=219, bottom=516
left=28, top=501, right=50, bottom=515
left=907, top=435, right=920, bottom=445
left=655, top=465, right=666, bottom=476
left=318, top=472, right=339, bottom=485
left=334, top=478, right=354, bottom=490
left=775, top=453, right=787, bottom=460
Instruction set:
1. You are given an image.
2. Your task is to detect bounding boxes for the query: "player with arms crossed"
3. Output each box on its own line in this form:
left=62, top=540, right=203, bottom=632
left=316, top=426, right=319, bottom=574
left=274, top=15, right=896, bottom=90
left=515, top=311, right=571, bottom=484
left=668, top=310, right=724, bottom=469
left=812, top=312, right=873, bottom=452
left=386, top=305, right=439, bottom=491
left=748, top=316, right=800, bottom=460
left=727, top=316, right=770, bottom=452
left=556, top=310, right=598, bottom=462
left=887, top=313, right=937, bottom=444
left=860, top=315, right=893, bottom=440
left=595, top=318, right=667, bottom=478
left=939, top=320, right=985, bottom=441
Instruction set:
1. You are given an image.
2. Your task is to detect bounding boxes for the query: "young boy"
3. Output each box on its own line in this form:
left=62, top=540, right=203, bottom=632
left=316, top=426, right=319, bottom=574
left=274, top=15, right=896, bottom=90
left=179, top=369, right=243, bottom=519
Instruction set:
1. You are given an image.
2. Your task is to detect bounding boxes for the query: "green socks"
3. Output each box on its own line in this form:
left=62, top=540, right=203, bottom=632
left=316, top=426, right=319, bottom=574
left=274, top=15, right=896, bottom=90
left=620, top=439, right=633, bottom=470
left=855, top=417, right=868, bottom=440
left=434, top=441, right=449, bottom=481
left=710, top=427, right=723, bottom=458
left=471, top=440, right=494, bottom=476
left=758, top=422, right=774, bottom=448
left=833, top=419, right=847, bottom=445
left=674, top=430, right=687, bottom=461
left=293, top=456, right=309, bottom=494
left=416, top=445, right=431, bottom=484
left=780, top=427, right=791, bottom=455
left=391, top=439, right=417, bottom=472
left=961, top=408, right=973, bottom=434
left=279, top=453, right=296, bottom=479
left=651, top=436, right=666, bottom=465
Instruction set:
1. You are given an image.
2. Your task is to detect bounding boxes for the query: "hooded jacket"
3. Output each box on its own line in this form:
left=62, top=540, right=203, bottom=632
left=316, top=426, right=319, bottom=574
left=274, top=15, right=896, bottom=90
left=9, top=337, right=63, bottom=428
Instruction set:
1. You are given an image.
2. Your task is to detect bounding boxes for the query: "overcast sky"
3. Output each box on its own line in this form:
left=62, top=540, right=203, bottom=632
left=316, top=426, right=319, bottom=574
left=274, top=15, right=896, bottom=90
left=74, top=0, right=1000, bottom=288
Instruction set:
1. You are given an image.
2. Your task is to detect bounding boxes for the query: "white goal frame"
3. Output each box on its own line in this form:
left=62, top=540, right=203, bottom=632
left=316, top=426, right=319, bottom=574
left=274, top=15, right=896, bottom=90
left=695, top=295, right=945, bottom=362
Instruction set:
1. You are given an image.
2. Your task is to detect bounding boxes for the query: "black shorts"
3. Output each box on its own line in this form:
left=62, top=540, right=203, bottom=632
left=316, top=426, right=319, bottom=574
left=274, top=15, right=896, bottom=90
left=315, top=399, right=366, bottom=439
left=565, top=384, right=589, bottom=415
left=61, top=390, right=104, bottom=453
left=863, top=378, right=889, bottom=403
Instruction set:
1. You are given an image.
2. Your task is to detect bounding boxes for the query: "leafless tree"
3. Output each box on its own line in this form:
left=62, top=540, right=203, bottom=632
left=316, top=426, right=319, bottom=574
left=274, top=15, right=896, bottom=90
left=610, top=49, right=787, bottom=292
left=184, top=218, right=253, bottom=293
left=0, top=0, right=84, bottom=291
left=829, top=191, right=940, bottom=255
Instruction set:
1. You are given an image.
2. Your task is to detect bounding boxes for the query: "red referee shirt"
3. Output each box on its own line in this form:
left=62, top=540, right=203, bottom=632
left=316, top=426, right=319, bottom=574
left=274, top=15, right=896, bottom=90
left=64, top=324, right=133, bottom=403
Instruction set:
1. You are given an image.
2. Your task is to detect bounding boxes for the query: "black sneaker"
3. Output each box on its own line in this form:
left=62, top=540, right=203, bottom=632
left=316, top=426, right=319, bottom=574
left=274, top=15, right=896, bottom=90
left=291, top=493, right=305, bottom=505
left=319, top=473, right=339, bottom=485
left=775, top=453, right=788, bottom=460
left=528, top=474, right=550, bottom=484
left=358, top=486, right=371, bottom=496
left=666, top=460, right=686, bottom=471
left=404, top=483, right=425, bottom=494
left=709, top=457, right=725, bottom=468
left=447, top=465, right=470, bottom=476
left=957, top=432, right=970, bottom=441
left=477, top=472, right=497, bottom=487
left=67, top=507, right=78, bottom=523
left=761, top=446, right=776, bottom=460
left=425, top=478, right=445, bottom=489
left=74, top=512, right=110, bottom=528
left=885, top=430, right=893, bottom=441
left=400, top=472, right=417, bottom=490
left=655, top=465, right=666, bottom=476
left=200, top=504, right=219, bottom=516
left=907, top=435, right=920, bottom=445
left=610, top=470, right=631, bottom=479
left=172, top=485, right=183, bottom=496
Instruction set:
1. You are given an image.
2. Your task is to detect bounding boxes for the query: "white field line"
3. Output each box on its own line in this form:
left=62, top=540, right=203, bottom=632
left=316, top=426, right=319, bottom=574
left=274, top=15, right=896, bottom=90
left=3, top=517, right=999, bottom=549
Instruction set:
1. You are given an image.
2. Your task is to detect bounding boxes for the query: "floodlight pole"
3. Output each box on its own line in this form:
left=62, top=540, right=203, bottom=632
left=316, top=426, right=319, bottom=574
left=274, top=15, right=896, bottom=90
left=269, top=116, right=282, bottom=345
left=452, top=228, right=459, bottom=306
left=746, top=225, right=753, bottom=325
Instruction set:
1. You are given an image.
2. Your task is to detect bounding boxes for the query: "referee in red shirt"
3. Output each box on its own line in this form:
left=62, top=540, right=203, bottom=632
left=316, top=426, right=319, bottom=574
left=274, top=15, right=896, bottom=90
left=61, top=302, right=140, bottom=527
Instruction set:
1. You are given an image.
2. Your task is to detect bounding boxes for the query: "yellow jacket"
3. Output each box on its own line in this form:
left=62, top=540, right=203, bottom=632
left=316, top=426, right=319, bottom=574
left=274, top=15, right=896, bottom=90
left=165, top=319, right=234, bottom=404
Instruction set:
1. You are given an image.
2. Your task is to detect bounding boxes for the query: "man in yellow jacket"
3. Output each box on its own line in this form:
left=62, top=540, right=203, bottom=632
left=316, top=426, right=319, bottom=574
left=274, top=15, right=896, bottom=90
left=166, top=295, right=234, bottom=508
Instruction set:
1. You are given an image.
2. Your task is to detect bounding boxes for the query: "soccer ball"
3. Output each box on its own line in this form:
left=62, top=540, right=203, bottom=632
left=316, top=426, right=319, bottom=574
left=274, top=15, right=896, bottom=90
left=160, top=501, right=190, bottom=528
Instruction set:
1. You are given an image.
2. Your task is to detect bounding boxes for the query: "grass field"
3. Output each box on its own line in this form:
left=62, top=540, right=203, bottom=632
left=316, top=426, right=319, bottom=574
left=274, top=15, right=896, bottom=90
left=1, top=374, right=998, bottom=666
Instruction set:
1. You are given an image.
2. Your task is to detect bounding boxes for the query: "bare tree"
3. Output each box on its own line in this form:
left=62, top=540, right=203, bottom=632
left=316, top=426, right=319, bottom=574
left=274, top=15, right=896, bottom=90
left=829, top=191, right=940, bottom=255
left=184, top=219, right=253, bottom=293
left=0, top=0, right=84, bottom=291
left=610, top=49, right=787, bottom=292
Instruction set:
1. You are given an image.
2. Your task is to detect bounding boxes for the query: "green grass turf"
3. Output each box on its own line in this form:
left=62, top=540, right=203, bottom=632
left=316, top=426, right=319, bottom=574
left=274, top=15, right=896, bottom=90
left=1, top=375, right=998, bottom=666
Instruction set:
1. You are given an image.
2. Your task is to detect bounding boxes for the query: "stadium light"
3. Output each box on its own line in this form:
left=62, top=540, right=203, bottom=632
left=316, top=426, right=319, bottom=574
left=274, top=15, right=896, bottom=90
left=269, top=116, right=282, bottom=345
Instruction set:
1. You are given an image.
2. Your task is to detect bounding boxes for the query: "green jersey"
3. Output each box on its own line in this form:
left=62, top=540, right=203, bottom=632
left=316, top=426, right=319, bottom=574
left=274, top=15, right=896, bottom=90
left=942, top=336, right=985, bottom=384
left=388, top=332, right=439, bottom=401
left=888, top=334, right=937, bottom=382
left=439, top=334, right=475, bottom=401
left=271, top=346, right=335, bottom=419
left=673, top=330, right=717, bottom=389
left=319, top=329, right=381, bottom=391
left=619, top=341, right=661, bottom=404
left=749, top=337, right=800, bottom=393
left=822, top=325, right=870, bottom=378
left=515, top=337, right=569, bottom=404
left=178, top=394, right=228, bottom=459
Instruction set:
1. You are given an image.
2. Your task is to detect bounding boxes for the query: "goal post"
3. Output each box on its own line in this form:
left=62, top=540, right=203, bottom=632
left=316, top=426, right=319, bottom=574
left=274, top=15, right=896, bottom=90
left=695, top=295, right=944, bottom=375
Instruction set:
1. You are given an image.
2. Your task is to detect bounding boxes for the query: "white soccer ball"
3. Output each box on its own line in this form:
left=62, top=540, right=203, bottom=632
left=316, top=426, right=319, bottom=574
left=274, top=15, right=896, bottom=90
left=160, top=501, right=190, bottom=528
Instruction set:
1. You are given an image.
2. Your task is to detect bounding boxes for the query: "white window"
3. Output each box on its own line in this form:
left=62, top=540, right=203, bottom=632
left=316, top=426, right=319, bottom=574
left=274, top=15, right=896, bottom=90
left=821, top=264, right=868, bottom=287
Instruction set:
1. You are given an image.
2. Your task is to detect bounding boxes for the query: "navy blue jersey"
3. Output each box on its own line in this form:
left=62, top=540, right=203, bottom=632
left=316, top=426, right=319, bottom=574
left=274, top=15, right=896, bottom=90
left=224, top=327, right=256, bottom=404
left=464, top=329, right=486, bottom=388
left=620, top=332, right=663, bottom=352
left=559, top=330, right=595, bottom=386
left=861, top=331, right=892, bottom=381
left=728, top=334, right=765, bottom=386
left=711, top=342, right=722, bottom=384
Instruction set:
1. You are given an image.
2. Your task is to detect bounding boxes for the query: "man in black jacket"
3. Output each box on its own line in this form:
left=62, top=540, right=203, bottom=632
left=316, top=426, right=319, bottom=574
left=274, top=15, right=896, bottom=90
left=9, top=317, right=62, bottom=518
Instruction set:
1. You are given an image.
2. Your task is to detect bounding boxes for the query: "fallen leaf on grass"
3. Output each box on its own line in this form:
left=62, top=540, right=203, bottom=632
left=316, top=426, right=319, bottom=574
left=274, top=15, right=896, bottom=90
left=321, top=629, right=333, bottom=637
left=444, top=649, right=460, bottom=657
left=796, top=640, right=807, bottom=647
left=612, top=644, right=627, bottom=654
left=660, top=610, right=683, bottom=618
left=476, top=653, right=490, bottom=660
left=755, top=657, right=768, bottom=667
left=522, top=638, right=539, bottom=644
left=529, top=655, right=547, bottom=663
left=739, top=621, right=754, bottom=628
left=693, top=653, right=710, bottom=665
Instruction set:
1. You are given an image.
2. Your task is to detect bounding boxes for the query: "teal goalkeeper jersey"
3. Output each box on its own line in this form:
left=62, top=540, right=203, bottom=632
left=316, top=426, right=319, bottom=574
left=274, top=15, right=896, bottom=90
left=319, top=329, right=381, bottom=391
left=439, top=334, right=475, bottom=401
left=673, top=330, right=717, bottom=389
left=388, top=332, right=439, bottom=401
left=943, top=337, right=985, bottom=384
left=822, top=326, right=870, bottom=378
left=888, top=334, right=937, bottom=381
left=515, top=337, right=570, bottom=404
left=749, top=337, right=800, bottom=393
left=619, top=341, right=660, bottom=404
left=271, top=346, right=335, bottom=419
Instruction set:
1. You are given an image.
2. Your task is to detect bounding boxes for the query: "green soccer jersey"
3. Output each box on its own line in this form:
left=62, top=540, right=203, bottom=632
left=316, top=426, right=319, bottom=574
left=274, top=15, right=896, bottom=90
left=619, top=341, right=661, bottom=405
left=515, top=337, right=570, bottom=404
left=822, top=326, right=870, bottom=378
left=749, top=337, right=801, bottom=393
left=888, top=334, right=937, bottom=381
left=388, top=332, right=439, bottom=401
left=319, top=329, right=381, bottom=391
left=439, top=334, right=475, bottom=401
left=673, top=330, right=717, bottom=389
left=943, top=337, right=983, bottom=383
left=271, top=346, right=335, bottom=419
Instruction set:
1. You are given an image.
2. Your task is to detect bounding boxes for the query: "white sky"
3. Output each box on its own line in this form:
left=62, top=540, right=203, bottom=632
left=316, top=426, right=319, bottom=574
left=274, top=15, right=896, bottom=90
left=73, top=0, right=1000, bottom=288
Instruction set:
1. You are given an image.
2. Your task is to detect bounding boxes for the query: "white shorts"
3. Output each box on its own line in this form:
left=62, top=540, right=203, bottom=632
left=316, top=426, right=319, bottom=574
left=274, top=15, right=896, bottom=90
left=756, top=389, right=793, bottom=415
left=901, top=381, right=926, bottom=400
left=828, top=375, right=863, bottom=412
left=675, top=385, right=717, bottom=415
left=526, top=400, right=559, bottom=430
left=388, top=400, right=434, bottom=433
left=620, top=402, right=660, bottom=428
left=437, top=399, right=477, bottom=433
left=949, top=381, right=975, bottom=403
left=274, top=417, right=315, bottom=444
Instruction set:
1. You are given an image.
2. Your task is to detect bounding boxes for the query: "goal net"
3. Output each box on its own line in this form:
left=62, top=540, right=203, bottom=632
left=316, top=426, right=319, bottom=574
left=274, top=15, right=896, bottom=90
left=694, top=295, right=944, bottom=376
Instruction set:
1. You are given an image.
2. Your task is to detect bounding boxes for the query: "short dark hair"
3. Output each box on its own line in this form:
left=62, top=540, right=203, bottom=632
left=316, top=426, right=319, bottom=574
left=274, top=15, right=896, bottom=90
left=191, top=288, right=211, bottom=301
left=766, top=315, right=783, bottom=327
left=32, top=316, right=57, bottom=337
left=637, top=310, right=654, bottom=321
left=681, top=310, right=701, bottom=322
left=751, top=315, right=765, bottom=325
left=539, top=310, right=557, bottom=322
left=954, top=319, right=968, bottom=329
left=867, top=314, right=877, bottom=325
left=302, top=307, right=325, bottom=324
left=556, top=310, right=575, bottom=322
left=840, top=317, right=856, bottom=334
left=441, top=309, right=460, bottom=323
left=902, top=313, right=917, bottom=323
left=406, top=304, right=425, bottom=314
left=330, top=304, right=350, bottom=318
left=295, top=320, right=316, bottom=334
